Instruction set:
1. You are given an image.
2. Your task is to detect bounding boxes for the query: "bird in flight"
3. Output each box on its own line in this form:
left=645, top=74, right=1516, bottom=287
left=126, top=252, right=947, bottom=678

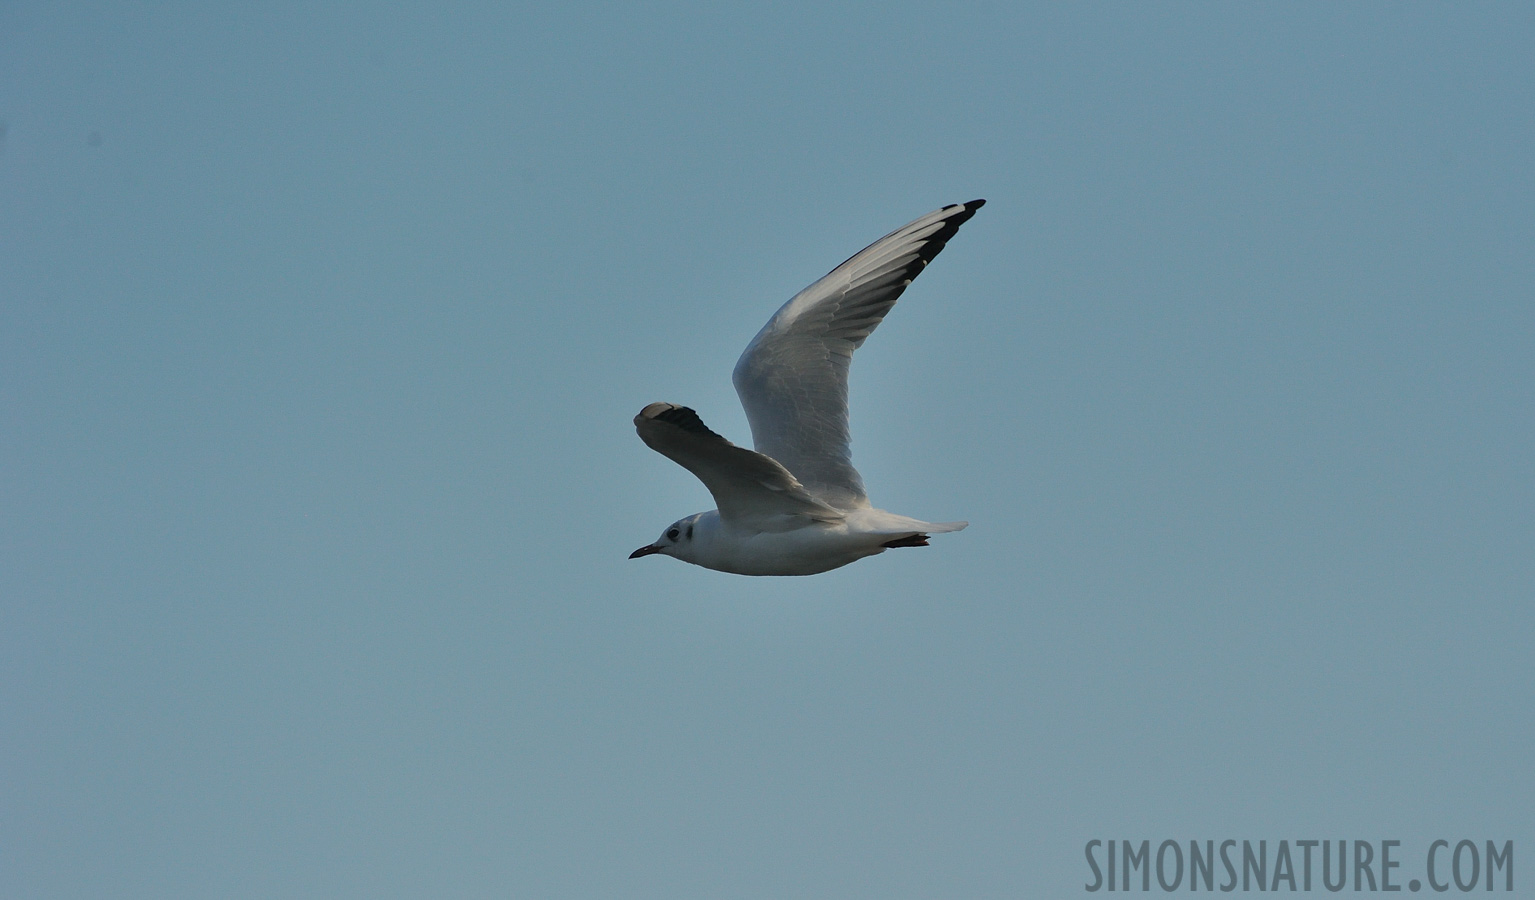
left=631, top=200, right=985, bottom=575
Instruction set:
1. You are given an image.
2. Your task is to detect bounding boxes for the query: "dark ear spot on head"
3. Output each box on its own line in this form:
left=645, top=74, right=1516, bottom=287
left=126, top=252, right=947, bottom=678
left=685, top=523, right=694, bottom=540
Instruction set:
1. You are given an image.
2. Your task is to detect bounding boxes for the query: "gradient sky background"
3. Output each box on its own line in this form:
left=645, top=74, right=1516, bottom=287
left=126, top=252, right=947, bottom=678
left=3, top=3, right=1532, bottom=897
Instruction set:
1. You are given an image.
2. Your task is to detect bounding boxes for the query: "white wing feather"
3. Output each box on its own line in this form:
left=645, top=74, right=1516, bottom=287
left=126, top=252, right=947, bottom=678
left=731, top=200, right=985, bottom=509
left=634, top=402, right=844, bottom=529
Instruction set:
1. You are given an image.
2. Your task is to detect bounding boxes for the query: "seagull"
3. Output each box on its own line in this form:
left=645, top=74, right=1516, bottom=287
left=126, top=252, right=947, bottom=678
left=630, top=200, right=985, bottom=575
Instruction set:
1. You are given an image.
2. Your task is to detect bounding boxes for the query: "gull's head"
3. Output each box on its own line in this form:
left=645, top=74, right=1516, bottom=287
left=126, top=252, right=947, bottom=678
left=629, top=513, right=704, bottom=563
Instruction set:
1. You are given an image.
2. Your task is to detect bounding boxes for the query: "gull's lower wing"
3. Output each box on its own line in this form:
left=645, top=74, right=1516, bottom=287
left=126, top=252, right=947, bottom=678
left=634, top=402, right=845, bottom=527
left=731, top=200, right=985, bottom=508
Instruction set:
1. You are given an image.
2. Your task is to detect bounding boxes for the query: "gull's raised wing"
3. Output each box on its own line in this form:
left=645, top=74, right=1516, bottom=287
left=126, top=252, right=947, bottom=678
left=634, top=402, right=845, bottom=528
left=731, top=200, right=985, bottom=509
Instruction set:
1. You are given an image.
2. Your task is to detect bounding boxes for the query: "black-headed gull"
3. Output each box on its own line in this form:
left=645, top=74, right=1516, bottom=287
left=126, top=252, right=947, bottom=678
left=630, top=200, right=985, bottom=575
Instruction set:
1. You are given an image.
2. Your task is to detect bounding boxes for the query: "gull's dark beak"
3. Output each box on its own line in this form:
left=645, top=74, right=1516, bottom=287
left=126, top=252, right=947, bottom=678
left=629, top=544, right=663, bottom=559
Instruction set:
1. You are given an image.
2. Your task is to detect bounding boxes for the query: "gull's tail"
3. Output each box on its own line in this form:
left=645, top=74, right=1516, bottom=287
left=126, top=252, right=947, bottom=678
left=879, top=520, right=968, bottom=549
left=855, top=509, right=969, bottom=536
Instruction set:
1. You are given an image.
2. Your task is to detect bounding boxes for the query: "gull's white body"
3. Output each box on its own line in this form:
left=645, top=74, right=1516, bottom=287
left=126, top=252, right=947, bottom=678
left=631, top=200, right=984, bottom=576
left=653, top=509, right=970, bottom=577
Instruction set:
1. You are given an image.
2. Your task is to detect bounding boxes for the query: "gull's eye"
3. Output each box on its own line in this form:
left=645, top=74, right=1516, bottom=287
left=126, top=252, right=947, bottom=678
left=667, top=527, right=680, bottom=541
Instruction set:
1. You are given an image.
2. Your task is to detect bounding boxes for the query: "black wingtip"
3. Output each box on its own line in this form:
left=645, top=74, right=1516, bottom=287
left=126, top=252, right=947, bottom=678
left=919, top=199, right=985, bottom=255
left=639, top=402, right=712, bottom=435
left=937, top=200, right=985, bottom=234
left=657, top=405, right=709, bottom=434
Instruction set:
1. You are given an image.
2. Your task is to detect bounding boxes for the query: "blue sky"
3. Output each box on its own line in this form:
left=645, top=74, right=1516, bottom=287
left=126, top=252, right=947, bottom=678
left=3, top=2, right=1531, bottom=897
